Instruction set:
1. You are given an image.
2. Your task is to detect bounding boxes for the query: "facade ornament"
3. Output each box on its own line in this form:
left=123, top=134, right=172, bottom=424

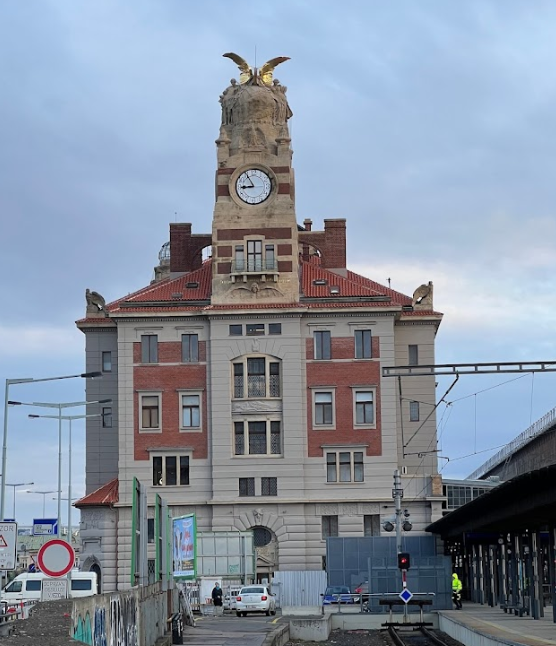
left=223, top=53, right=290, bottom=86
left=251, top=337, right=260, bottom=352
left=86, top=289, right=108, bottom=317
left=252, top=508, right=264, bottom=525
left=412, top=282, right=434, bottom=310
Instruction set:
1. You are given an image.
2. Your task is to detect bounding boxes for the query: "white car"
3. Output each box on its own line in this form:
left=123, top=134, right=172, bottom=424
left=235, top=585, right=276, bottom=617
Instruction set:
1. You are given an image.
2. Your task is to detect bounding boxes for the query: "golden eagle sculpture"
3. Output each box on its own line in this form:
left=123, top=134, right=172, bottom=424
left=223, top=53, right=290, bottom=85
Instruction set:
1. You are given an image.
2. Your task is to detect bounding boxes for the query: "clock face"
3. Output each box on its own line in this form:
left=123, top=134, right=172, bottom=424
left=235, top=169, right=272, bottom=204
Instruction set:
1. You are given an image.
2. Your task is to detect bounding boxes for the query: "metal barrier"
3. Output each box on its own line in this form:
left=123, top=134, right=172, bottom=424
left=325, top=592, right=436, bottom=614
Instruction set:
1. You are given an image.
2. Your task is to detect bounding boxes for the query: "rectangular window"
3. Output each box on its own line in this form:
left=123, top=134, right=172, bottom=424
left=261, top=477, right=277, bottom=496
left=364, top=514, right=380, bottom=537
left=355, top=330, right=372, bottom=359
left=239, top=477, right=255, bottom=497
left=269, top=362, right=280, bottom=397
left=314, top=331, right=331, bottom=360
left=233, top=363, right=244, bottom=398
left=229, top=324, right=243, bottom=336
left=141, top=335, right=158, bottom=363
left=265, top=244, right=275, bottom=270
left=102, top=351, right=112, bottom=372
left=409, top=401, right=420, bottom=422
left=235, top=245, right=245, bottom=271
left=355, top=391, right=374, bottom=425
left=326, top=451, right=364, bottom=483
left=153, top=455, right=189, bottom=486
left=322, top=515, right=338, bottom=538
left=247, top=358, right=266, bottom=397
left=234, top=421, right=281, bottom=456
left=147, top=518, right=155, bottom=543
left=246, top=323, right=265, bottom=336
left=408, top=344, right=419, bottom=366
left=314, top=392, right=333, bottom=426
left=268, top=323, right=282, bottom=335
left=182, top=394, right=200, bottom=428
left=141, top=395, right=160, bottom=429
left=181, top=334, right=199, bottom=362
left=247, top=240, right=263, bottom=271
left=102, top=406, right=112, bottom=428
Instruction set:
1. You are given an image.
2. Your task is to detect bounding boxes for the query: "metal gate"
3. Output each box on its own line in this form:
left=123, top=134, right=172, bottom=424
left=272, top=570, right=327, bottom=607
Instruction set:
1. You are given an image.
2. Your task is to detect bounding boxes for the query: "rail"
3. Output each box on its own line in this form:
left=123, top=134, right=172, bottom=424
left=388, top=626, right=451, bottom=646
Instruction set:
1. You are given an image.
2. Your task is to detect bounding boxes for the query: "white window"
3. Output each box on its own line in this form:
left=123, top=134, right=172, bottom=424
left=139, top=393, right=161, bottom=432
left=181, top=393, right=201, bottom=430
left=314, top=391, right=334, bottom=426
left=234, top=420, right=281, bottom=456
left=233, top=357, right=281, bottom=398
left=354, top=390, right=375, bottom=426
left=409, top=401, right=420, bottom=422
left=152, top=455, right=189, bottom=486
left=326, top=451, right=364, bottom=483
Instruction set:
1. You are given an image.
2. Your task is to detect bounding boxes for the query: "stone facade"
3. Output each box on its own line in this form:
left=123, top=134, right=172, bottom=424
left=77, top=55, right=444, bottom=591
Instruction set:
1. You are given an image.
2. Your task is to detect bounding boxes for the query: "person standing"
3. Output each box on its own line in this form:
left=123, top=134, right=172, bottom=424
left=452, top=573, right=463, bottom=609
left=212, top=582, right=223, bottom=615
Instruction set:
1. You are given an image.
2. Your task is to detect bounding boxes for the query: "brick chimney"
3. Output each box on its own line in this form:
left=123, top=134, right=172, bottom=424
left=323, top=219, right=346, bottom=273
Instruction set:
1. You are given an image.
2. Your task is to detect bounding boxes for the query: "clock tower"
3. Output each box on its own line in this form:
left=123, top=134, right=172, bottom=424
left=211, top=54, right=300, bottom=305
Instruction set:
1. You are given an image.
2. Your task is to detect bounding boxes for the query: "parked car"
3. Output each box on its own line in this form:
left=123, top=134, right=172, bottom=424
left=354, top=581, right=369, bottom=602
left=235, top=585, right=276, bottom=617
left=322, top=585, right=354, bottom=604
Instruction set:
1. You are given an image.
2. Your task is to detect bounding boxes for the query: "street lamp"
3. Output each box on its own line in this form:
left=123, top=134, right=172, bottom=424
left=5, top=482, right=34, bottom=519
left=11, top=398, right=110, bottom=542
left=1, top=371, right=101, bottom=521
left=27, top=490, right=57, bottom=516
left=29, top=411, right=106, bottom=540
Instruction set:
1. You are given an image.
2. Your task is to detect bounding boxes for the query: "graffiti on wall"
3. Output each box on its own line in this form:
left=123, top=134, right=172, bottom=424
left=110, top=593, right=138, bottom=646
left=73, top=607, right=107, bottom=646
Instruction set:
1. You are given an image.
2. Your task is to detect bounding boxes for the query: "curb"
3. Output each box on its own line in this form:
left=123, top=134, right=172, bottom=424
left=262, top=622, right=290, bottom=646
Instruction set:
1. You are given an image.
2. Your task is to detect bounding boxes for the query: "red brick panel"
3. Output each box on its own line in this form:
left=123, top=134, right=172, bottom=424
left=306, top=337, right=314, bottom=360
left=277, top=260, right=292, bottom=272
left=278, top=183, right=290, bottom=194
left=331, top=338, right=353, bottom=360
left=133, top=340, right=207, bottom=363
left=217, top=262, right=232, bottom=275
left=134, top=364, right=208, bottom=461
left=277, top=244, right=292, bottom=255
left=216, top=228, right=292, bottom=241
left=306, top=361, right=382, bottom=458
left=372, top=336, right=380, bottom=358
left=217, top=168, right=235, bottom=175
left=217, top=245, right=232, bottom=257
left=271, top=166, right=290, bottom=174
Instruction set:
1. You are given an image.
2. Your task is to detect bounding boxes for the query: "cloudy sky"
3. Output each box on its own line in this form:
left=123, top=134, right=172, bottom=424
left=1, top=0, right=555, bottom=526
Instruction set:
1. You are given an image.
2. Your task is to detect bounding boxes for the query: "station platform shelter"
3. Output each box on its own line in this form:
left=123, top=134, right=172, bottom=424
left=427, top=465, right=556, bottom=624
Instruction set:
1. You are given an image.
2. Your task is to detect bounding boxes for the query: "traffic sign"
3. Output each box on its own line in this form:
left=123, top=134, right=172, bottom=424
left=0, top=522, right=17, bottom=570
left=41, top=577, right=68, bottom=601
left=33, top=518, right=59, bottom=536
left=399, top=588, right=413, bottom=603
left=37, top=539, right=75, bottom=577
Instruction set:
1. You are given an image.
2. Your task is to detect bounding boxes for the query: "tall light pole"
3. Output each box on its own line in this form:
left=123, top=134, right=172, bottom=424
left=12, top=398, right=110, bottom=539
left=29, top=412, right=104, bottom=541
left=27, top=490, right=57, bottom=516
left=5, top=482, right=34, bottom=519
left=1, top=371, right=101, bottom=521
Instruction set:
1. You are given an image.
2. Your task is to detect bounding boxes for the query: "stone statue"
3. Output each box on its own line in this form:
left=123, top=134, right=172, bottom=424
left=223, top=53, right=290, bottom=86
left=86, top=289, right=108, bottom=317
left=412, top=282, right=434, bottom=309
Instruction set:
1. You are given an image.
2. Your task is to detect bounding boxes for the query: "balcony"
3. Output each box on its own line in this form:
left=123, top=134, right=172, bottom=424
left=231, top=258, right=279, bottom=281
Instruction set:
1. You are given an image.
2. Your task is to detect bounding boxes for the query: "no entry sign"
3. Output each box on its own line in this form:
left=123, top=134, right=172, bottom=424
left=37, top=539, right=75, bottom=577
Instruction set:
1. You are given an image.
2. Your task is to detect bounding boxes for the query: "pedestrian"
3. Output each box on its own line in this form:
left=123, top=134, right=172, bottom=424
left=452, top=573, right=463, bottom=610
left=212, top=582, right=223, bottom=615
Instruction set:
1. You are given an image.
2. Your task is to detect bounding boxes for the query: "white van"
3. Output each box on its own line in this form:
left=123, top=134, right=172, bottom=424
left=2, top=571, right=98, bottom=602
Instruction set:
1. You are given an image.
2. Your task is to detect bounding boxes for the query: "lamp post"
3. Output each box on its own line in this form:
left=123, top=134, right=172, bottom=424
left=29, top=412, right=104, bottom=541
left=5, top=482, right=34, bottom=520
left=1, top=371, right=101, bottom=521
left=11, top=398, right=110, bottom=541
left=27, top=490, right=57, bottom=516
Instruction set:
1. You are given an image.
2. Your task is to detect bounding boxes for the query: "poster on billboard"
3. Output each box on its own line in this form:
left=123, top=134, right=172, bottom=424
left=172, top=513, right=196, bottom=579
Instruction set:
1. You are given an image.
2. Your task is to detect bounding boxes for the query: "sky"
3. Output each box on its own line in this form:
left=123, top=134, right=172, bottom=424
left=1, top=0, right=555, bottom=526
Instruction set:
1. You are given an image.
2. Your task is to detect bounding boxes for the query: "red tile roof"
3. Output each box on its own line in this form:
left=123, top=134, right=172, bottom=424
left=74, top=478, right=118, bottom=507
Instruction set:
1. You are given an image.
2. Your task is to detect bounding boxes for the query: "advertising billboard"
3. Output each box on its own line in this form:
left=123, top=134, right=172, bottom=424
left=172, top=513, right=196, bottom=579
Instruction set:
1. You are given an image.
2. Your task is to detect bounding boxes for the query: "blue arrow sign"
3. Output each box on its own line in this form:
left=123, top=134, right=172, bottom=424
left=399, top=588, right=413, bottom=603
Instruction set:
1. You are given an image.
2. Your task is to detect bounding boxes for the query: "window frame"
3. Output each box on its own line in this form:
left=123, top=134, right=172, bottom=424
left=139, top=392, right=162, bottom=433
left=354, top=330, right=372, bottom=359
left=326, top=450, right=364, bottom=483
left=364, top=514, right=381, bottom=537
left=229, top=324, right=243, bottom=336
left=102, top=406, right=112, bottom=428
left=141, top=334, right=158, bottom=364
left=102, top=351, right=112, bottom=372
left=181, top=334, right=199, bottom=363
left=313, top=330, right=331, bottom=361
left=353, top=388, right=376, bottom=428
left=239, top=477, right=255, bottom=497
left=312, top=389, right=335, bottom=429
left=409, top=401, right=420, bottom=422
left=179, top=391, right=202, bottom=431
left=268, top=323, right=282, bottom=335
left=321, top=515, right=339, bottom=539
left=152, top=454, right=190, bottom=487
left=246, top=323, right=265, bottom=336
left=261, top=476, right=278, bottom=496
left=232, top=356, right=281, bottom=400
left=234, top=419, right=282, bottom=457
left=408, top=344, right=419, bottom=366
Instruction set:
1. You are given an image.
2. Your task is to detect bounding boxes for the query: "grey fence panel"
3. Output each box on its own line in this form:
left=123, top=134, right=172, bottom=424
left=273, top=570, right=327, bottom=607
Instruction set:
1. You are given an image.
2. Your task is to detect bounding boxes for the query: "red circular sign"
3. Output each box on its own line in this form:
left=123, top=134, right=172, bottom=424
left=37, top=539, right=75, bottom=577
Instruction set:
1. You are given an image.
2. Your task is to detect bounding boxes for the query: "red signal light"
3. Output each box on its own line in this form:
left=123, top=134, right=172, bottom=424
left=397, top=552, right=411, bottom=570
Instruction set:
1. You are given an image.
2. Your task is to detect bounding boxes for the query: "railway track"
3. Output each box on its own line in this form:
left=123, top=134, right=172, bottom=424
left=387, top=625, right=453, bottom=646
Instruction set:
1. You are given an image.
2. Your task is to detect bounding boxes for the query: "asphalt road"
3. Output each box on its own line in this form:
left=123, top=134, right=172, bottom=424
left=183, top=611, right=284, bottom=646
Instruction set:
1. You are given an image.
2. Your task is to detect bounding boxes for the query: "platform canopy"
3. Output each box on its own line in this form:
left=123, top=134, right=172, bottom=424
left=427, top=465, right=556, bottom=538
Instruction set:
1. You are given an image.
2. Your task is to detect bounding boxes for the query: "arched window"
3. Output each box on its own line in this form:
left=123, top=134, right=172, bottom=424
left=253, top=527, right=273, bottom=547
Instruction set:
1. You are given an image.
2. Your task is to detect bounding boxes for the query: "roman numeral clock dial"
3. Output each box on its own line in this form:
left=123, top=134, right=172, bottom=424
left=235, top=169, right=272, bottom=204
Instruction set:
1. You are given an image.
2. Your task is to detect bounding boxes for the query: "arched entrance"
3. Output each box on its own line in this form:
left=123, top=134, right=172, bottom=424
left=252, top=526, right=278, bottom=583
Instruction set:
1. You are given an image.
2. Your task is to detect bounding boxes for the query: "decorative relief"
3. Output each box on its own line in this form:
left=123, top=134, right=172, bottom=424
left=316, top=504, right=338, bottom=516
left=316, top=503, right=380, bottom=516
left=358, top=503, right=380, bottom=515
left=232, top=400, right=282, bottom=414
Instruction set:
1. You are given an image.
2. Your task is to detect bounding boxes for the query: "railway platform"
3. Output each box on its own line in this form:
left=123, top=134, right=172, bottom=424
left=438, top=603, right=556, bottom=646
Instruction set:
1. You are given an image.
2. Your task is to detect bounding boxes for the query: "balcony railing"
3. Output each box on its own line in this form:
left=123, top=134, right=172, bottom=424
left=233, top=375, right=281, bottom=399
left=232, top=259, right=278, bottom=273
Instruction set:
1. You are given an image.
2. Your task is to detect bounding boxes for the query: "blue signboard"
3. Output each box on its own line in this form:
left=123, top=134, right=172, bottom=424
left=33, top=518, right=58, bottom=536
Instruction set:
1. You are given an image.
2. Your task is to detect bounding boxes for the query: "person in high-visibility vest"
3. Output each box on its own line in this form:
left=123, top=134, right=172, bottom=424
left=452, top=573, right=463, bottom=609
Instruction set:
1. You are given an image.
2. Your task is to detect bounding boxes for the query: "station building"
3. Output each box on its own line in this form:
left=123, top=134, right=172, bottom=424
left=76, top=56, right=444, bottom=591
